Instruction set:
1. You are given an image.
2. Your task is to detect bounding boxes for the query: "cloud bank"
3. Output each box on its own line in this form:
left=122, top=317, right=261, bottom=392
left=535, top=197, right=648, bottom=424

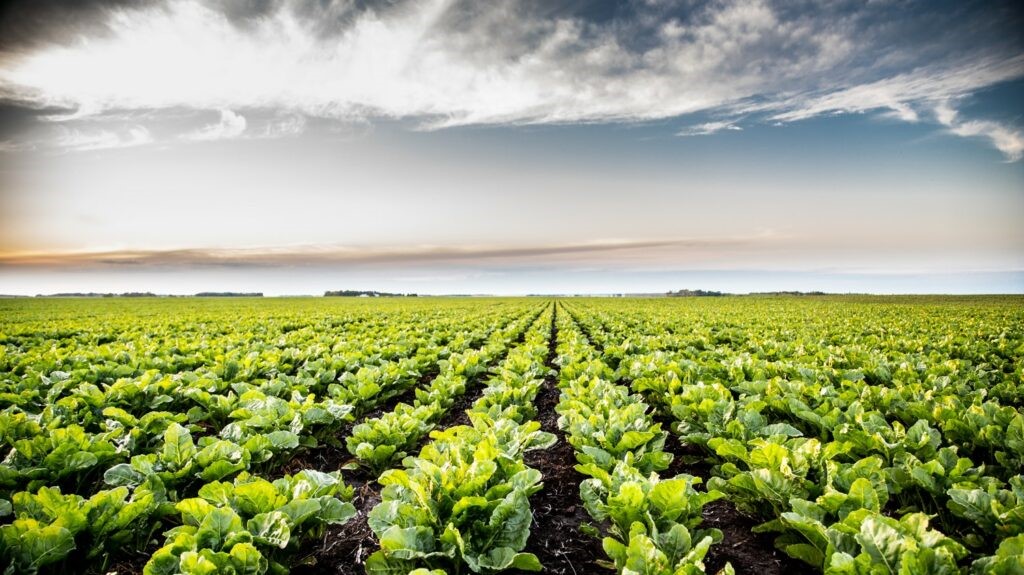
left=0, top=0, right=1021, bottom=157
left=0, top=236, right=762, bottom=269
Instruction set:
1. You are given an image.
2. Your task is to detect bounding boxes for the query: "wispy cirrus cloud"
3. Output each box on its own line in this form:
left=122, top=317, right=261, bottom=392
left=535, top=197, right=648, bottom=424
left=55, top=124, right=152, bottom=150
left=678, top=121, right=742, bottom=137
left=0, top=0, right=1021, bottom=156
left=933, top=100, right=1024, bottom=162
left=752, top=56, right=1024, bottom=124
left=1, top=123, right=153, bottom=152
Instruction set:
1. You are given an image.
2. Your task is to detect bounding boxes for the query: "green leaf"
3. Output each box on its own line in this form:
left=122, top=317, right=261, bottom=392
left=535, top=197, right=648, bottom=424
left=264, top=431, right=300, bottom=451
left=855, top=515, right=905, bottom=575
left=161, top=423, right=197, bottom=471
left=247, top=511, right=291, bottom=549
left=178, top=550, right=222, bottom=575
left=452, top=496, right=489, bottom=518
left=195, top=507, right=245, bottom=551
left=317, top=498, right=357, bottom=525
left=0, top=520, right=77, bottom=571
left=234, top=479, right=286, bottom=516
left=276, top=499, right=321, bottom=527
left=708, top=438, right=748, bottom=461
left=649, top=477, right=692, bottom=520
left=363, top=550, right=414, bottom=574
left=144, top=542, right=184, bottom=575
left=195, top=440, right=249, bottom=481
left=510, top=552, right=543, bottom=571
left=177, top=498, right=216, bottom=527
left=658, top=523, right=694, bottom=565
left=846, top=478, right=881, bottom=516
left=228, top=542, right=268, bottom=575
left=760, top=423, right=804, bottom=437
left=104, top=463, right=145, bottom=488
left=783, top=543, right=825, bottom=567
left=379, top=525, right=435, bottom=559
left=487, top=492, right=533, bottom=551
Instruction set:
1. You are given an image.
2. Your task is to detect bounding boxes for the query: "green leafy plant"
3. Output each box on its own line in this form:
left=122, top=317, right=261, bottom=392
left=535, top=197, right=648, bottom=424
left=144, top=470, right=355, bottom=575
left=366, top=415, right=554, bottom=574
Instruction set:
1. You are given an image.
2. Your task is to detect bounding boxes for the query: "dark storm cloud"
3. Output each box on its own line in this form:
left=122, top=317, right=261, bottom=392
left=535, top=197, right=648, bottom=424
left=0, top=0, right=161, bottom=56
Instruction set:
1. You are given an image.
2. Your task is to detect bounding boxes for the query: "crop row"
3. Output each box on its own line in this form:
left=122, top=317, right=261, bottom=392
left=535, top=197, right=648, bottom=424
left=0, top=300, right=547, bottom=573
left=553, top=306, right=733, bottom=575
left=346, top=304, right=547, bottom=475
left=562, top=299, right=1024, bottom=574
left=364, top=304, right=557, bottom=573
left=2, top=296, right=1022, bottom=575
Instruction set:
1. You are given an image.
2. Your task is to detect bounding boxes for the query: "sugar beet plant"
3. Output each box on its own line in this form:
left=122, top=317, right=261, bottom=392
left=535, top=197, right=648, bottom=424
left=366, top=307, right=556, bottom=574
left=565, top=296, right=1024, bottom=574
left=0, top=298, right=545, bottom=573
left=554, top=309, right=732, bottom=575
left=2, top=295, right=1022, bottom=575
left=345, top=307, right=542, bottom=475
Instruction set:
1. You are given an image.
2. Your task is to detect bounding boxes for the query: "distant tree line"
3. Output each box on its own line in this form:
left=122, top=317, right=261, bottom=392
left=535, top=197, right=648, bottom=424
left=666, top=289, right=832, bottom=297
left=324, top=290, right=418, bottom=297
left=748, top=291, right=829, bottom=296
left=666, top=289, right=728, bottom=297
left=37, top=292, right=160, bottom=298
left=34, top=292, right=265, bottom=298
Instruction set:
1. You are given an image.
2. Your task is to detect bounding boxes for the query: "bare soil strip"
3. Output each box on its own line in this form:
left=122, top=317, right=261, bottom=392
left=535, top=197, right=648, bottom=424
left=510, top=304, right=606, bottom=575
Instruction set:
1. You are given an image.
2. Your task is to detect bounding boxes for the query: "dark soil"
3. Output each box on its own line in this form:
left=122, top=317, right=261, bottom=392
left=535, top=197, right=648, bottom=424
left=702, top=499, right=809, bottom=574
left=510, top=304, right=606, bottom=575
left=278, top=443, right=353, bottom=478
left=291, top=479, right=382, bottom=575
left=94, top=539, right=159, bottom=575
left=513, top=377, right=606, bottom=574
left=658, top=416, right=714, bottom=481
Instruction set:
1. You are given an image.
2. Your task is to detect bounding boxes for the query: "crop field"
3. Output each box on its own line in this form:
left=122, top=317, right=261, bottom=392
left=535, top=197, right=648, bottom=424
left=0, top=296, right=1022, bottom=575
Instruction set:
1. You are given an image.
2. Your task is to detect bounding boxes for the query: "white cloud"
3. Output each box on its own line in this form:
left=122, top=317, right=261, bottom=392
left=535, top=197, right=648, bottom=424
left=0, top=0, right=870, bottom=124
left=260, top=113, right=306, bottom=138
left=183, top=109, right=247, bottom=141
left=759, top=56, right=1024, bottom=124
left=678, top=121, right=742, bottom=136
left=933, top=101, right=1024, bottom=162
left=0, top=0, right=1020, bottom=157
left=55, top=125, right=152, bottom=151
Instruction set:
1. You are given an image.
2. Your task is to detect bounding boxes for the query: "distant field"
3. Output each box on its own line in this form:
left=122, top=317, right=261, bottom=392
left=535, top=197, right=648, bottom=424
left=1, top=296, right=1022, bottom=574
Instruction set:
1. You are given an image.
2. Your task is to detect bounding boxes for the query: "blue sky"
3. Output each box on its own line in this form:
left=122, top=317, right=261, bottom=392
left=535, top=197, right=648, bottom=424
left=0, top=0, right=1022, bottom=295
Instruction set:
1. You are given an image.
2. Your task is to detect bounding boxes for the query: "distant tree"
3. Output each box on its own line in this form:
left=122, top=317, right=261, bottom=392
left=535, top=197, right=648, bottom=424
left=666, top=289, right=727, bottom=297
left=324, top=290, right=415, bottom=297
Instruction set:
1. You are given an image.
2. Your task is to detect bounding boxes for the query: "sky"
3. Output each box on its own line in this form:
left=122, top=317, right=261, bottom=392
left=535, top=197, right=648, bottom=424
left=0, top=0, right=1022, bottom=295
